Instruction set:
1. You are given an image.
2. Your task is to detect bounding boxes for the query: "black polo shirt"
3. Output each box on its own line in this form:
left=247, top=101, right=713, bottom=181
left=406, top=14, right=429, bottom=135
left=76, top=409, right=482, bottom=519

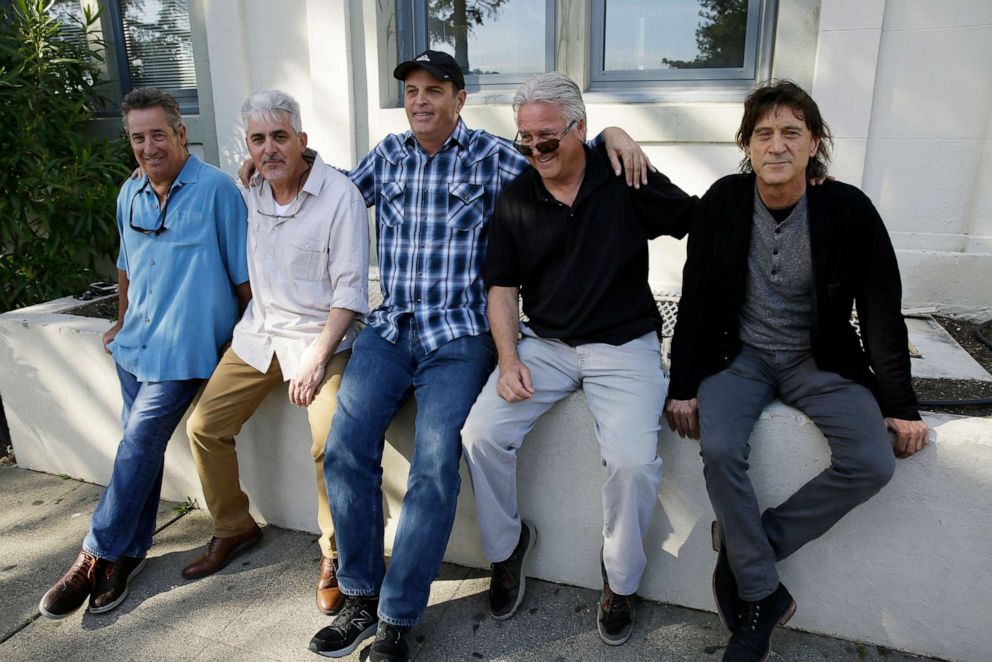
left=484, top=145, right=695, bottom=346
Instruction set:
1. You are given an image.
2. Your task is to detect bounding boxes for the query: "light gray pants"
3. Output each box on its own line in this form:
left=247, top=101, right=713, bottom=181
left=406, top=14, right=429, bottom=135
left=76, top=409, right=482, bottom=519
left=462, top=327, right=667, bottom=596
left=698, top=346, right=896, bottom=601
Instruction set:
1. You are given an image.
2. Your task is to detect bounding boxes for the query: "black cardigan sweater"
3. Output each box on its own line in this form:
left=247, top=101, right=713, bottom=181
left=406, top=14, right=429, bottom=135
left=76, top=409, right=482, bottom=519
left=668, top=174, right=921, bottom=421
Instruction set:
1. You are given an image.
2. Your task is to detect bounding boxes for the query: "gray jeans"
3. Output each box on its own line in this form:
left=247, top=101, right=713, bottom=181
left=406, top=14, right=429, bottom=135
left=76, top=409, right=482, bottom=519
left=698, top=346, right=896, bottom=601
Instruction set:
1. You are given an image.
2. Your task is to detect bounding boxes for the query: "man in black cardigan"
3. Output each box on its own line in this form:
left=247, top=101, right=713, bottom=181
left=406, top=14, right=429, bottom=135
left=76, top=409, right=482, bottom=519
left=666, top=81, right=928, bottom=662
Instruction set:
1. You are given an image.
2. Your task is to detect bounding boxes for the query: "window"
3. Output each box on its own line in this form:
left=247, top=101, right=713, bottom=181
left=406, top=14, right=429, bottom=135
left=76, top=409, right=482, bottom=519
left=53, top=0, right=198, bottom=112
left=589, top=0, right=775, bottom=89
left=399, top=0, right=555, bottom=90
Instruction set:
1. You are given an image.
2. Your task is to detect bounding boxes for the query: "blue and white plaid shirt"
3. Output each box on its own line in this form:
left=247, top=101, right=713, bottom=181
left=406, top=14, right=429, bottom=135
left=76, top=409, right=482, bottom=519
left=347, top=119, right=528, bottom=353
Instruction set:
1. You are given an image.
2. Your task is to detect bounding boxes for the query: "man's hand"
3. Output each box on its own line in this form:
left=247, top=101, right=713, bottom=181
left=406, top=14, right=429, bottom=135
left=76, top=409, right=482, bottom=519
left=129, top=166, right=143, bottom=180
left=602, top=127, right=654, bottom=188
left=885, top=417, right=929, bottom=458
left=102, top=321, right=123, bottom=355
left=496, top=356, right=535, bottom=403
left=238, top=157, right=255, bottom=187
left=289, top=357, right=327, bottom=407
left=665, top=398, right=699, bottom=440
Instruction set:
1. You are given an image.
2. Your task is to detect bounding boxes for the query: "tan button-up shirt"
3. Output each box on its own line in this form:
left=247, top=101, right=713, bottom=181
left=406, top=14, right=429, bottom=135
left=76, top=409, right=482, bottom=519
left=232, top=153, right=370, bottom=380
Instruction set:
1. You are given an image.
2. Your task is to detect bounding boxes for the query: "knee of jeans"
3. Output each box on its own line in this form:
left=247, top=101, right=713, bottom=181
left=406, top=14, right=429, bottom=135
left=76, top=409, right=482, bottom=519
left=845, top=444, right=896, bottom=492
left=699, top=432, right=748, bottom=469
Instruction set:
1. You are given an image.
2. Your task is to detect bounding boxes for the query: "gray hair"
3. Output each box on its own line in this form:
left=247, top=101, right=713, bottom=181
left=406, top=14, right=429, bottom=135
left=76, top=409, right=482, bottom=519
left=241, top=89, right=303, bottom=133
left=121, top=87, right=184, bottom=135
left=512, top=72, right=586, bottom=125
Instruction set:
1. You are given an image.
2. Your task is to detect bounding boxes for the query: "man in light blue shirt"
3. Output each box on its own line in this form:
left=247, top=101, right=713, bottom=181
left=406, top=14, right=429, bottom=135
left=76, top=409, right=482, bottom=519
left=38, top=88, right=250, bottom=620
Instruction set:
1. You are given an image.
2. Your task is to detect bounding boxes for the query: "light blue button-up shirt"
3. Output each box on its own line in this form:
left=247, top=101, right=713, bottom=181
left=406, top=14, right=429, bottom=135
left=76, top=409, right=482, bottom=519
left=110, top=153, right=249, bottom=381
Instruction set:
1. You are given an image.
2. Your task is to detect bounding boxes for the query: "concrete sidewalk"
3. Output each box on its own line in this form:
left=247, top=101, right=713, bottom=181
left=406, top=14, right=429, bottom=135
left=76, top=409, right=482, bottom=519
left=0, top=466, right=940, bottom=661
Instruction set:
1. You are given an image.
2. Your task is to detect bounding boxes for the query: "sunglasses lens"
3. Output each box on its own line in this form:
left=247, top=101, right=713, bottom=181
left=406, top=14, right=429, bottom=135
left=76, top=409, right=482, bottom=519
left=513, top=142, right=533, bottom=156
left=535, top=139, right=560, bottom=155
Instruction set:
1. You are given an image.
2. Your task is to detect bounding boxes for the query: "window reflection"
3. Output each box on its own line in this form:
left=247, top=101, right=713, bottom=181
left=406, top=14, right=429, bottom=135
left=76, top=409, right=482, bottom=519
left=426, top=0, right=547, bottom=76
left=603, top=0, right=748, bottom=72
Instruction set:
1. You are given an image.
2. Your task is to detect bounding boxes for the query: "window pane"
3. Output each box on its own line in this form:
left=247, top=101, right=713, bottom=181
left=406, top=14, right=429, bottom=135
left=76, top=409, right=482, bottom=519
left=121, top=0, right=197, bottom=93
left=425, top=0, right=547, bottom=76
left=603, top=0, right=748, bottom=72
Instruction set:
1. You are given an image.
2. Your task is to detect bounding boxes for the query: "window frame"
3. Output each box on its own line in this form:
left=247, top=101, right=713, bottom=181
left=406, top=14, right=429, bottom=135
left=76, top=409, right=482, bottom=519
left=587, top=0, right=777, bottom=91
left=399, top=0, right=556, bottom=93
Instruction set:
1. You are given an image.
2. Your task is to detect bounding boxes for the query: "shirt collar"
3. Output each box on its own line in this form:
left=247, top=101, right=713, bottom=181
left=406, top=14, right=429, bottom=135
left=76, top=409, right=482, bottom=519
left=531, top=145, right=611, bottom=206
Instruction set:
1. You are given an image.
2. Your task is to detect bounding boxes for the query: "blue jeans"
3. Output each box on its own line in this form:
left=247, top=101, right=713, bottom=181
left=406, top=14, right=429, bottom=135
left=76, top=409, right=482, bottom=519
left=82, top=363, right=202, bottom=561
left=325, top=321, right=495, bottom=626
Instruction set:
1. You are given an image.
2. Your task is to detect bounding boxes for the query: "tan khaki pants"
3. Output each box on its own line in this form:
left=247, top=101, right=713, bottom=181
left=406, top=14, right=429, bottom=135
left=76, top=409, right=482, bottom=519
left=186, top=346, right=349, bottom=557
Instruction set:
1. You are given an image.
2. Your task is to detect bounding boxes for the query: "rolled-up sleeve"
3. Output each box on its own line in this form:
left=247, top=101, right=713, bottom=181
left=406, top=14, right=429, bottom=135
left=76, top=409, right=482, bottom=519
left=327, top=182, right=371, bottom=315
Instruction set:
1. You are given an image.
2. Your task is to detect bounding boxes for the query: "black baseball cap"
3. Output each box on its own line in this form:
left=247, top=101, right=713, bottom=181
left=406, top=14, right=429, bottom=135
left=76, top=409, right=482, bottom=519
left=393, top=50, right=465, bottom=90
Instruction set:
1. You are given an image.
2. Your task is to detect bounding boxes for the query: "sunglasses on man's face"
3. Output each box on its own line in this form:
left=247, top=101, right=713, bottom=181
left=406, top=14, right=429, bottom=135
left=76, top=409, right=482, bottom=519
left=513, top=120, right=576, bottom=157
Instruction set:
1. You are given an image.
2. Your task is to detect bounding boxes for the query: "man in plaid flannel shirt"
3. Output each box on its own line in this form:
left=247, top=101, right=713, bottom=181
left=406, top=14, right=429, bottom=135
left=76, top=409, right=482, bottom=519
left=310, top=50, right=652, bottom=662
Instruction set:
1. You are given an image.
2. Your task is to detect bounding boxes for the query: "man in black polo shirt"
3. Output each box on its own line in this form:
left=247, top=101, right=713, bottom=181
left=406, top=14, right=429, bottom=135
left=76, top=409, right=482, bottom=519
left=461, top=72, right=695, bottom=647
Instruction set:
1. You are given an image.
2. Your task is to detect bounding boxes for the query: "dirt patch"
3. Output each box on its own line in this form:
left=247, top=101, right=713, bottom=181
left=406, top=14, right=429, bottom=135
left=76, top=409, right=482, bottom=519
left=68, top=296, right=118, bottom=320
left=913, top=316, right=992, bottom=417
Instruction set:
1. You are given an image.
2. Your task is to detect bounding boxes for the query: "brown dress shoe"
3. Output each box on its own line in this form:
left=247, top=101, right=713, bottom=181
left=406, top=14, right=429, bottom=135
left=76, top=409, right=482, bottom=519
left=89, top=555, right=147, bottom=614
left=316, top=554, right=344, bottom=615
left=39, top=550, right=99, bottom=619
left=182, top=524, right=262, bottom=579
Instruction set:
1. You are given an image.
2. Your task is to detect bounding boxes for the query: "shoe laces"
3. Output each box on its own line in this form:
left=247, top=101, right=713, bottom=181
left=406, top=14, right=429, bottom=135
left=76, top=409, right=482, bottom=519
left=377, top=623, right=404, bottom=645
left=320, top=555, right=337, bottom=579
left=64, top=553, right=99, bottom=590
left=329, top=597, right=371, bottom=635
left=601, top=586, right=632, bottom=618
left=492, top=561, right=515, bottom=589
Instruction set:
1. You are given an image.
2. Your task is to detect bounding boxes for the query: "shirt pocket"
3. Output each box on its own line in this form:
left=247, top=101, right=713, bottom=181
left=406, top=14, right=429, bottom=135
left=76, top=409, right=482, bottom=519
left=447, top=182, right=487, bottom=231
left=161, top=210, right=211, bottom=248
left=379, top=181, right=405, bottom=227
left=289, top=237, right=326, bottom=282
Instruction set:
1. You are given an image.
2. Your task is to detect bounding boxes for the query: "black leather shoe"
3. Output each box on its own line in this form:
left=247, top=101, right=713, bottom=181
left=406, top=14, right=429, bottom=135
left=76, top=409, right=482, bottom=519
left=712, top=520, right=742, bottom=632
left=368, top=622, right=410, bottom=662
left=722, top=583, right=796, bottom=662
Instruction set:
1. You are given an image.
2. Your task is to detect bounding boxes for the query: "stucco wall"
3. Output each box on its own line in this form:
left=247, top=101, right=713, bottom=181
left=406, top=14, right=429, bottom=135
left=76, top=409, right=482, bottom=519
left=184, top=0, right=989, bottom=318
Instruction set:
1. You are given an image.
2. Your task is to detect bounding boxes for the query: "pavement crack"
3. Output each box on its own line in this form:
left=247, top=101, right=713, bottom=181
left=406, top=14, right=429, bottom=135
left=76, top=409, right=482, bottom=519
left=0, top=612, right=41, bottom=645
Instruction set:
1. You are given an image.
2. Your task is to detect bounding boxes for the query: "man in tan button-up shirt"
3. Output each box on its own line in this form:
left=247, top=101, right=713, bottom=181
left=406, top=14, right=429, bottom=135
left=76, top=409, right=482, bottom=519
left=183, top=89, right=369, bottom=616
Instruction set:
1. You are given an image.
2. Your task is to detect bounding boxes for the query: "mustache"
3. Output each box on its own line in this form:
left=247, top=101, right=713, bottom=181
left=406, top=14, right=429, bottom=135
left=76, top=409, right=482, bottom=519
left=262, top=156, right=286, bottom=164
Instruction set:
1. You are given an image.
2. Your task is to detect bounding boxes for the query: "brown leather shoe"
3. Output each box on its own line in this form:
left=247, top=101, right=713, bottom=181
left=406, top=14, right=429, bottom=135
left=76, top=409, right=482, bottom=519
left=316, top=554, right=344, bottom=615
left=89, top=555, right=146, bottom=614
left=182, top=524, right=262, bottom=580
left=39, top=550, right=99, bottom=619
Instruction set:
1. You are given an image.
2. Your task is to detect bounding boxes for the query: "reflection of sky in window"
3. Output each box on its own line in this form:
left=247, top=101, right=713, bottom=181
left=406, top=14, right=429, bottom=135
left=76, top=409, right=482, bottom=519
left=427, top=1, right=545, bottom=75
left=604, top=0, right=704, bottom=71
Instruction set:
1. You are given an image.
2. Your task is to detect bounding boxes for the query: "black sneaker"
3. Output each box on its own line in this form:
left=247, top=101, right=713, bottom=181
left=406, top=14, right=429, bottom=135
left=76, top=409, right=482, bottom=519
left=721, top=583, right=796, bottom=662
left=597, top=555, right=635, bottom=646
left=309, top=595, right=379, bottom=658
left=489, top=519, right=536, bottom=620
left=711, top=520, right=742, bottom=633
left=368, top=622, right=410, bottom=662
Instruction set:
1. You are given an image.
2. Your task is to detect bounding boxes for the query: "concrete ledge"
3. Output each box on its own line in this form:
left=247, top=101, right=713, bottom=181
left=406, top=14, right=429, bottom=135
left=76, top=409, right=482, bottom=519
left=2, top=298, right=990, bottom=661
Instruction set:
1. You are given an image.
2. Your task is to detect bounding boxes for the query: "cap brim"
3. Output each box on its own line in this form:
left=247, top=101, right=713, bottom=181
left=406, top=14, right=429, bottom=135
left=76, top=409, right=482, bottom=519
left=393, top=61, right=461, bottom=88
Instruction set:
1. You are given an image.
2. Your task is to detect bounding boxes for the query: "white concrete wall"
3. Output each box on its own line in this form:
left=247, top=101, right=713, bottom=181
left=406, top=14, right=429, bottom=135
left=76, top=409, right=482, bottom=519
left=188, top=0, right=990, bottom=319
left=3, top=299, right=991, bottom=662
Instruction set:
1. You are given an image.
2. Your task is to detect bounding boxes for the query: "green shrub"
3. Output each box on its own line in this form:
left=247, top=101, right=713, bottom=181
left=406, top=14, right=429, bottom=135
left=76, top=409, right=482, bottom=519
left=0, top=0, right=132, bottom=312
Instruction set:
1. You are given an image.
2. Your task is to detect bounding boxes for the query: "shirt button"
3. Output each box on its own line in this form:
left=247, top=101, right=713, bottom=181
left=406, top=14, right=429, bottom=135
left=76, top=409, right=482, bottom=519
left=145, top=317, right=150, bottom=323
left=771, top=270, right=778, bottom=276
left=150, top=259, right=156, bottom=265
left=141, top=344, right=147, bottom=349
left=416, top=298, right=422, bottom=303
left=773, top=250, right=779, bottom=256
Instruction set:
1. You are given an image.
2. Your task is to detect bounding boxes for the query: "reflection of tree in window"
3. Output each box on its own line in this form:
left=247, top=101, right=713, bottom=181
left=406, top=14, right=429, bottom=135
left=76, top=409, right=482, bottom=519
left=121, top=0, right=197, bottom=90
left=662, top=0, right=747, bottom=69
left=427, top=0, right=508, bottom=75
